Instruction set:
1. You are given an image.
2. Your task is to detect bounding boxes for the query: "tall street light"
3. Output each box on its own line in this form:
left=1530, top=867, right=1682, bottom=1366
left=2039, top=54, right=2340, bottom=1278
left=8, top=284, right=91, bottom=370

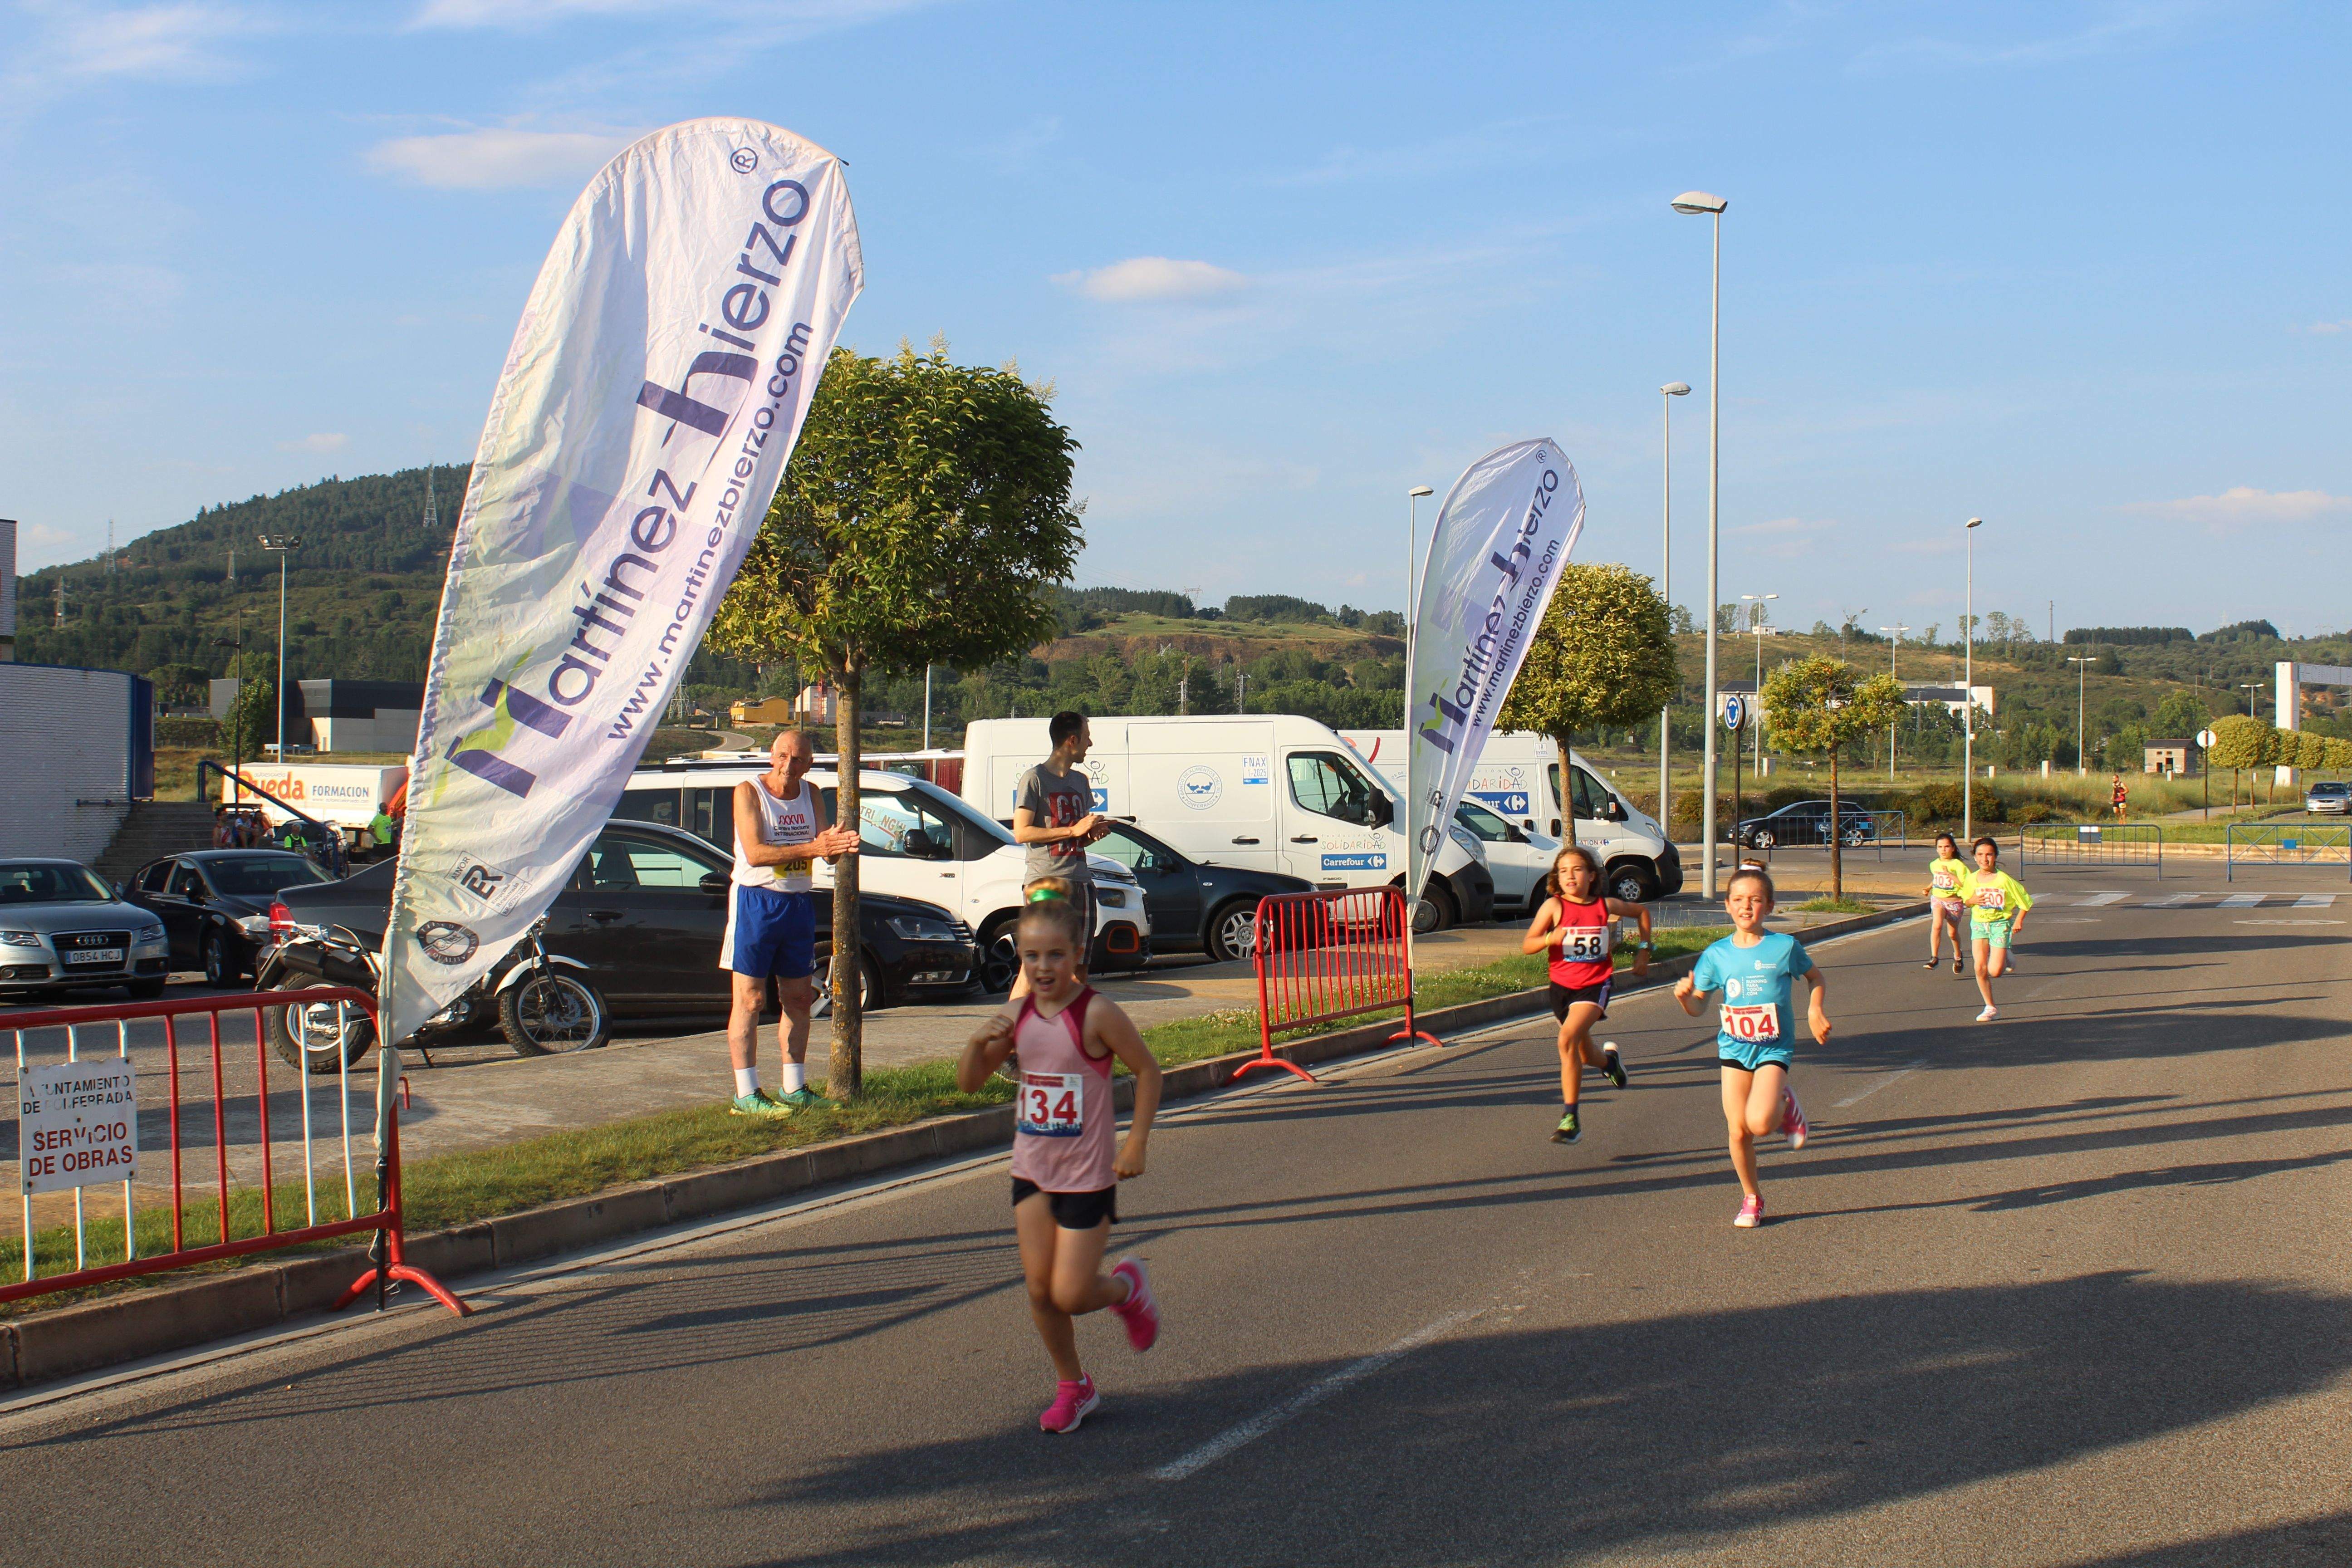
left=258, top=534, right=302, bottom=764
left=2066, top=655, right=2092, bottom=775
left=1963, top=517, right=1982, bottom=836
left=1880, top=624, right=1911, bottom=780
left=1673, top=188, right=1727, bottom=895
left=1405, top=483, right=1436, bottom=822
left=1659, top=382, right=1690, bottom=828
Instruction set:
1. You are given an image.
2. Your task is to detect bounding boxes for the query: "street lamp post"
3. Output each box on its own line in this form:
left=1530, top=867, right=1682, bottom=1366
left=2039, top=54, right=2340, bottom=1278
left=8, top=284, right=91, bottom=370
left=258, top=534, right=302, bottom=764
left=1964, top=518, right=1982, bottom=836
left=1672, top=189, right=1728, bottom=895
left=1880, top=624, right=1910, bottom=779
left=1741, top=593, right=1777, bottom=779
left=2066, top=655, right=2091, bottom=775
left=1659, top=382, right=1690, bottom=831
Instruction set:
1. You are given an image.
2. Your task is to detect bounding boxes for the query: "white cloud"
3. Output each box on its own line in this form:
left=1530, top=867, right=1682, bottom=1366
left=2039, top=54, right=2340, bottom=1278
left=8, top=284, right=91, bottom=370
left=277, top=433, right=348, bottom=454
left=2306, top=319, right=2352, bottom=335
left=5, top=2, right=265, bottom=95
left=2123, top=487, right=2352, bottom=528
left=1052, top=257, right=1250, bottom=304
left=365, top=127, right=639, bottom=190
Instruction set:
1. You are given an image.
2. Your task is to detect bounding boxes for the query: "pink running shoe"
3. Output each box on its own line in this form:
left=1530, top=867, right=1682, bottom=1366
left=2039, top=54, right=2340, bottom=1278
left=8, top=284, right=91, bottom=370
left=1734, top=1194, right=1764, bottom=1229
left=1109, top=1258, right=1160, bottom=1352
left=1039, top=1376, right=1099, bottom=1434
left=1781, top=1087, right=1809, bottom=1151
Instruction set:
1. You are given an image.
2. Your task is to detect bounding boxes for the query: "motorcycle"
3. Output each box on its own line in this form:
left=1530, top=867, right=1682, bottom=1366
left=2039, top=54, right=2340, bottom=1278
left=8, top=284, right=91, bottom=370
left=258, top=915, right=611, bottom=1073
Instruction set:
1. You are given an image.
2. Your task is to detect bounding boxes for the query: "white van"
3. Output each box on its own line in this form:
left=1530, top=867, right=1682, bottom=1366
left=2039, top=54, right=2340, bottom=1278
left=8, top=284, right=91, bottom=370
left=1341, top=730, right=1683, bottom=906
left=613, top=759, right=1150, bottom=994
left=960, top=715, right=1497, bottom=929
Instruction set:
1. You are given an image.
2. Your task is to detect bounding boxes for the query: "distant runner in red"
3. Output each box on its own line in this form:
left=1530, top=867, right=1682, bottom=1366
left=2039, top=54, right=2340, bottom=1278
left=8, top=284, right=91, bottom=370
left=2112, top=773, right=2129, bottom=821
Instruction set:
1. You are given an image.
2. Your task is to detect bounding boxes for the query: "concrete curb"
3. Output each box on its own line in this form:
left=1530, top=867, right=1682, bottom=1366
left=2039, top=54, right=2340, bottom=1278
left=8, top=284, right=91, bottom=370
left=0, top=902, right=1923, bottom=1389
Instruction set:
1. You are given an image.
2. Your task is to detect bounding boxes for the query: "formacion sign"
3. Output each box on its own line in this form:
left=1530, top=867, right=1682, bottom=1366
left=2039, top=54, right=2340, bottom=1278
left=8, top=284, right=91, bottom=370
left=18, top=1059, right=138, bottom=1194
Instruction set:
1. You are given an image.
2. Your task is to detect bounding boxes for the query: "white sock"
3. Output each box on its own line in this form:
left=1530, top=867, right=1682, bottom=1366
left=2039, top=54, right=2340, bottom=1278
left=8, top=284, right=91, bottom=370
left=780, top=1062, right=806, bottom=1093
left=733, top=1067, right=759, bottom=1098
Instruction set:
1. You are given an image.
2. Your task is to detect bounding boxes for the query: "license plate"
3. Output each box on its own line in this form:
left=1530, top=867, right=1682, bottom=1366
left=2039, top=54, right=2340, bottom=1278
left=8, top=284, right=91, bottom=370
left=64, top=948, right=124, bottom=965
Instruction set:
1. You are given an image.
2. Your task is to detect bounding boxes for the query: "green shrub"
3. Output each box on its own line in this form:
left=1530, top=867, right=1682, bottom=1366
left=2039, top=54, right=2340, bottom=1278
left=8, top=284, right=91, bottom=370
left=156, top=717, right=220, bottom=749
left=2017, top=801, right=2054, bottom=823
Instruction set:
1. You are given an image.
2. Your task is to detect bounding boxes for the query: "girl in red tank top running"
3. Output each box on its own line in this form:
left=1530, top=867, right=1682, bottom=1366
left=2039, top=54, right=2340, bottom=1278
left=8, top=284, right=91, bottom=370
left=957, top=882, right=1164, bottom=1434
left=1519, top=844, right=1652, bottom=1146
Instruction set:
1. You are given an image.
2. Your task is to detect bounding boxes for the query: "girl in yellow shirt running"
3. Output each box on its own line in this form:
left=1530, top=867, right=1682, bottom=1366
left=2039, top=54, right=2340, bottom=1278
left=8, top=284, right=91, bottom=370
left=1958, top=835, right=2032, bottom=1022
left=1921, top=832, right=1970, bottom=975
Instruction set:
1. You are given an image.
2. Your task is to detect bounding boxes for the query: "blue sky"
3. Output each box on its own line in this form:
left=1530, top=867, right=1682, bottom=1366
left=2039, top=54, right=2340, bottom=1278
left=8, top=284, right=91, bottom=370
left=3, top=0, right=2347, bottom=640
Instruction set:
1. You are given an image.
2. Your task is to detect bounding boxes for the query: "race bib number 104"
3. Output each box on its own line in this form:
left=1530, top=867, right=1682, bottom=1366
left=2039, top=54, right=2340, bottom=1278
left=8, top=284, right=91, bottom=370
left=1720, top=1003, right=1781, bottom=1043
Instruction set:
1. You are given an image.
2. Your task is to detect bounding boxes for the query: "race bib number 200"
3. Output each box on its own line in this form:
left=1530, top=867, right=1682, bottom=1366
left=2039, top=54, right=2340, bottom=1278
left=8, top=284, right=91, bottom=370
left=1721, top=1003, right=1781, bottom=1043
left=1976, top=887, right=2005, bottom=911
left=1558, top=926, right=1610, bottom=962
left=1017, top=1073, right=1084, bottom=1137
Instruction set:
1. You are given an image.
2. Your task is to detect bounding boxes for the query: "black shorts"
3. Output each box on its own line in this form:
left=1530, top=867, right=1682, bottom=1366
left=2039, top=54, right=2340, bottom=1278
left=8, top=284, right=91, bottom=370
left=1011, top=1177, right=1117, bottom=1230
left=1549, top=980, right=1612, bottom=1022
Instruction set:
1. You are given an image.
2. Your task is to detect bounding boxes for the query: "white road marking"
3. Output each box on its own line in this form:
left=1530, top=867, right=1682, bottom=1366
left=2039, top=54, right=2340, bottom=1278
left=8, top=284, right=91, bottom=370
left=2078, top=893, right=2130, bottom=906
left=1834, top=1059, right=1928, bottom=1108
left=2219, top=893, right=2264, bottom=907
left=2295, top=894, right=2338, bottom=907
left=2147, top=893, right=2200, bottom=907
left=1154, top=1309, right=1485, bottom=1481
left=2234, top=919, right=2345, bottom=926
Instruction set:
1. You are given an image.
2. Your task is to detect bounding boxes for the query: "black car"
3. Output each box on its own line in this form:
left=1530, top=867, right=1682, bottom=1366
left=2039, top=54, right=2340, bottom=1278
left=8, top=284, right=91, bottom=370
left=1090, top=821, right=1314, bottom=963
left=126, top=849, right=337, bottom=985
left=271, top=819, right=975, bottom=1015
left=1734, top=799, right=1878, bottom=850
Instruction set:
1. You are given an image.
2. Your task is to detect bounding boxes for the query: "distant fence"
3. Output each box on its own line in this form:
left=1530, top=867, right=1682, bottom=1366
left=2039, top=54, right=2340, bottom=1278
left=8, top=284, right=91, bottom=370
left=2018, top=823, right=2163, bottom=874
left=2224, top=822, right=2352, bottom=882
left=1241, top=887, right=1438, bottom=1087
left=1743, top=808, right=1907, bottom=861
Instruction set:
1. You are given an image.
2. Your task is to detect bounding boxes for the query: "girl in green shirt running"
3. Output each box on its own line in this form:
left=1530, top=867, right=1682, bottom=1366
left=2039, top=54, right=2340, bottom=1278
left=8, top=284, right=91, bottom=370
left=1958, top=835, right=2032, bottom=1022
left=1922, top=832, right=1969, bottom=975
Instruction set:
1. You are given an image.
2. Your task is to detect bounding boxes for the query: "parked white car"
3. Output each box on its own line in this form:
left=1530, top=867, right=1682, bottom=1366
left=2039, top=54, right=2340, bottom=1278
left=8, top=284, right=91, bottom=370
left=615, top=760, right=1149, bottom=993
left=960, top=714, right=1496, bottom=930
left=1449, top=799, right=1560, bottom=917
left=1341, top=729, right=1682, bottom=906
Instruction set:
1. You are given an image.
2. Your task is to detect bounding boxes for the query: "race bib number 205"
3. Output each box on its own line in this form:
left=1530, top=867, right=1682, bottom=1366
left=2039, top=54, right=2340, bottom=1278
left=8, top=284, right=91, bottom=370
left=1017, top=1073, right=1084, bottom=1137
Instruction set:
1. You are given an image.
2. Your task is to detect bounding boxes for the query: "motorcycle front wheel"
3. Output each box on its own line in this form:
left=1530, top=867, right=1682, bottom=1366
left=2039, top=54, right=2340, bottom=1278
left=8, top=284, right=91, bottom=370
left=264, top=981, right=379, bottom=1074
left=498, top=971, right=612, bottom=1056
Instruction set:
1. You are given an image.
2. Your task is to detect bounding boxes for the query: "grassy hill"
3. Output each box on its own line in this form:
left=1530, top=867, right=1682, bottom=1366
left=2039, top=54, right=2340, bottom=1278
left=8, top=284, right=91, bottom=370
left=17, top=464, right=2346, bottom=762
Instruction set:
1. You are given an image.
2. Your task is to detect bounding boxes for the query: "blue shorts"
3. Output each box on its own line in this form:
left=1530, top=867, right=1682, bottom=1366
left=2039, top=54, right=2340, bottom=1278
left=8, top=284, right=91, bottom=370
left=1974, top=916, right=2014, bottom=950
left=721, top=885, right=817, bottom=980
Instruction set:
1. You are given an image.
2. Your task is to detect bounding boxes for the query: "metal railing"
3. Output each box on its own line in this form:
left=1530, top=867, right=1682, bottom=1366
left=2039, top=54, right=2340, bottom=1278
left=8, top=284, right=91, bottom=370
left=1240, top=887, right=1438, bottom=1086
left=2019, top=822, right=2163, bottom=874
left=5, top=989, right=464, bottom=1316
left=2224, top=822, right=2352, bottom=882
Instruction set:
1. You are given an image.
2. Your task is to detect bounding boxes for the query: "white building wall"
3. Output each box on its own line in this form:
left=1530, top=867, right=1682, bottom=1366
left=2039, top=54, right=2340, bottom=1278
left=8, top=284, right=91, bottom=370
left=312, top=710, right=421, bottom=754
left=0, top=665, right=136, bottom=861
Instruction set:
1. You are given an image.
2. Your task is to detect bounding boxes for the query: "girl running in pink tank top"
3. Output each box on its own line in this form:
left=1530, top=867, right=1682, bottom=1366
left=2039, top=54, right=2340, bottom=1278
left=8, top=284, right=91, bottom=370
left=957, top=881, right=1164, bottom=1434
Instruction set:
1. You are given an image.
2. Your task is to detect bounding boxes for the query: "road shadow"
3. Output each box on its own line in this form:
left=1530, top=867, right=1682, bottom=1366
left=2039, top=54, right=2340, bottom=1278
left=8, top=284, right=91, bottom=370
left=724, top=1271, right=2352, bottom=1565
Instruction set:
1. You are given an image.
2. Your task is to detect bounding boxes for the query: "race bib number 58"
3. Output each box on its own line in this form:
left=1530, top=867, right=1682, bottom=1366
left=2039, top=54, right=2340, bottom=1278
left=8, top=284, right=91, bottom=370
left=1017, top=1073, right=1084, bottom=1137
left=1558, top=926, right=1610, bottom=962
left=1721, top=1003, right=1781, bottom=1043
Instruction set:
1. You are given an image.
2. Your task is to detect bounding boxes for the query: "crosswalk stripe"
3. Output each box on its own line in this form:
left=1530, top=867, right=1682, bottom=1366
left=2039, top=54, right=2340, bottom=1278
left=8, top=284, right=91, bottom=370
left=2078, top=892, right=2130, bottom=906
left=2294, top=893, right=2338, bottom=907
left=2219, top=893, right=2265, bottom=907
left=2148, top=893, right=2200, bottom=906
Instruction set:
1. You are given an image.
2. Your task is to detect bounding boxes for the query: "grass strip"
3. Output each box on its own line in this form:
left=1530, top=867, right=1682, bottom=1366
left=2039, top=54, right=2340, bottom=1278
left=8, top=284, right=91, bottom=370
left=2, top=931, right=1729, bottom=1317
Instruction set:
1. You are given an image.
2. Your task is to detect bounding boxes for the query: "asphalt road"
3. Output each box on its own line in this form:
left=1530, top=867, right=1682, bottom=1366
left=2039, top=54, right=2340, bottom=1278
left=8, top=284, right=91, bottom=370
left=9, top=862, right=2352, bottom=1566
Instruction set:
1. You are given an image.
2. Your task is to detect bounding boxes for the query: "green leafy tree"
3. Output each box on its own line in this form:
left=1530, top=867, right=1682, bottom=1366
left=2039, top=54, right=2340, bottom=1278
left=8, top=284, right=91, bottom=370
left=2205, top=714, right=2268, bottom=808
left=2152, top=689, right=2213, bottom=738
left=1760, top=657, right=1906, bottom=897
left=707, top=340, right=1082, bottom=1096
left=1496, top=563, right=1678, bottom=845
left=145, top=662, right=212, bottom=706
left=223, top=676, right=274, bottom=774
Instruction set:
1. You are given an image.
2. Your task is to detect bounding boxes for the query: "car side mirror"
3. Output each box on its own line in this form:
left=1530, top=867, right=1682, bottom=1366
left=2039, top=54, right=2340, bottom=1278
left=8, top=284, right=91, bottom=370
left=902, top=828, right=947, bottom=860
left=1504, top=825, right=1527, bottom=844
left=187, top=884, right=209, bottom=904
left=698, top=871, right=729, bottom=896
left=1371, top=794, right=1395, bottom=829
left=1604, top=800, right=1627, bottom=823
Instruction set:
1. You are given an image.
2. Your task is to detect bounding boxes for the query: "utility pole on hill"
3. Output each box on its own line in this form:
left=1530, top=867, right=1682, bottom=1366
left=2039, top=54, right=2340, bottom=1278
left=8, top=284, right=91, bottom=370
left=422, top=469, right=440, bottom=532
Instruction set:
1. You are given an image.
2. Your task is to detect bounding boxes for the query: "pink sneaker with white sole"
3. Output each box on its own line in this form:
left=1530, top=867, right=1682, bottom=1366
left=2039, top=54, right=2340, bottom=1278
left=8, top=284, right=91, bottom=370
left=1781, top=1087, right=1809, bottom=1151
left=1039, top=1375, right=1099, bottom=1434
left=1734, top=1193, right=1764, bottom=1229
left=1110, top=1258, right=1159, bottom=1352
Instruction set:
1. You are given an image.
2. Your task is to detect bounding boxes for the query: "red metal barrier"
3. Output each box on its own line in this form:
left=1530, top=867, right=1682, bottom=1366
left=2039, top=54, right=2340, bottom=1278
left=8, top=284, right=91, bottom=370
left=1238, top=887, right=1442, bottom=1085
left=4, top=988, right=467, bottom=1316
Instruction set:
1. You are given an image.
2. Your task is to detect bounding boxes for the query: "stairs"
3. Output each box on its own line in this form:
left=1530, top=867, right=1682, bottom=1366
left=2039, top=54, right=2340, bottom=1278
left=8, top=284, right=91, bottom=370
left=93, top=801, right=220, bottom=884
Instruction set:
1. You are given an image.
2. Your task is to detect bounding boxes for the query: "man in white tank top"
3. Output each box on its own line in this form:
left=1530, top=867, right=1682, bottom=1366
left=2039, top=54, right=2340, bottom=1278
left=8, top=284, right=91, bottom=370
left=721, top=729, right=860, bottom=1116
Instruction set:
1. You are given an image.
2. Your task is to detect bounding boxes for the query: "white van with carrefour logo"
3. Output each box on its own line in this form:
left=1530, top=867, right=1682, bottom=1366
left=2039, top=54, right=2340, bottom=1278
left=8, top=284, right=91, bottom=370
left=960, top=715, right=1496, bottom=930
left=1341, top=729, right=1682, bottom=906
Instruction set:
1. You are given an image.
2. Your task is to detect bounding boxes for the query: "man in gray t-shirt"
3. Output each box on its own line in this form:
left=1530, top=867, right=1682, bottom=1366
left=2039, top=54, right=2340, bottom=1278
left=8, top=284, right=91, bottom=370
left=1009, top=711, right=1104, bottom=993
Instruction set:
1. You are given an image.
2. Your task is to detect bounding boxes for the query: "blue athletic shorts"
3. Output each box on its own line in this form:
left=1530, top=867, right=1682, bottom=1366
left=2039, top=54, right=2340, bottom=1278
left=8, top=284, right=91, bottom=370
left=1717, top=1038, right=1793, bottom=1073
left=721, top=885, right=817, bottom=980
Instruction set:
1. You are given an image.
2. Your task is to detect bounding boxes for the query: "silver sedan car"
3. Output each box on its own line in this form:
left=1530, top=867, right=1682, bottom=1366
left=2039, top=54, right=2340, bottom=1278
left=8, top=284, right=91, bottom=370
left=0, top=859, right=172, bottom=1001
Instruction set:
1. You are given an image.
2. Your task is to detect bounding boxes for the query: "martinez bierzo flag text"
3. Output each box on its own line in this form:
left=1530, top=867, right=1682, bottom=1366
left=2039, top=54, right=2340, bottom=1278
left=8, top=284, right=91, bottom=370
left=382, top=118, right=863, bottom=1047
left=1406, top=438, right=1586, bottom=913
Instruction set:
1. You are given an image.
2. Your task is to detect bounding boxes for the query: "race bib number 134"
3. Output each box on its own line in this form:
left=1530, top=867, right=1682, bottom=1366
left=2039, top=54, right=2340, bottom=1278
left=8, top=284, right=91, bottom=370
left=1016, top=1073, right=1084, bottom=1137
